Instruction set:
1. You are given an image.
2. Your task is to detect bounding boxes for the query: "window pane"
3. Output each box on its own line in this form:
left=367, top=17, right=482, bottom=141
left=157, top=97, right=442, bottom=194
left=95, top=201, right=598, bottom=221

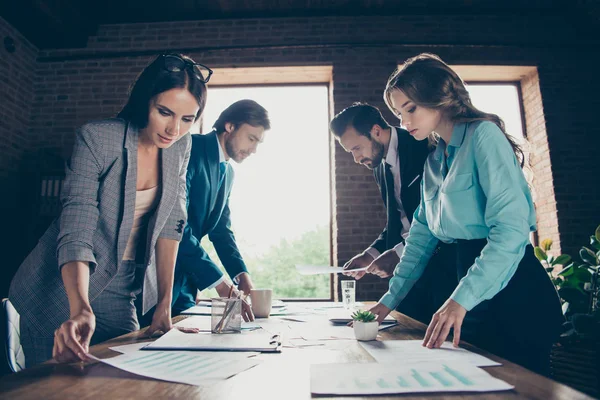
left=465, top=84, right=524, bottom=143
left=196, top=86, right=331, bottom=299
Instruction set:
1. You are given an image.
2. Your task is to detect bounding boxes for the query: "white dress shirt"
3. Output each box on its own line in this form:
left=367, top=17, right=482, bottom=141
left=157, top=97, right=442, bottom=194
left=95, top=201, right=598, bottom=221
left=204, top=137, right=246, bottom=291
left=366, top=127, right=411, bottom=260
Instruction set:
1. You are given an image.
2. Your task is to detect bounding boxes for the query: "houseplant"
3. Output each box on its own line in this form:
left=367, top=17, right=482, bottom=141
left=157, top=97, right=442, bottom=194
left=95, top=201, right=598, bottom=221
left=535, top=224, right=600, bottom=397
left=534, top=224, right=600, bottom=333
left=351, top=310, right=379, bottom=341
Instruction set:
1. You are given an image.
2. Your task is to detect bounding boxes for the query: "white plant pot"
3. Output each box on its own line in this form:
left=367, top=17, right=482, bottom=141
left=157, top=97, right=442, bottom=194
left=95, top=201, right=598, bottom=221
left=353, top=321, right=378, bottom=341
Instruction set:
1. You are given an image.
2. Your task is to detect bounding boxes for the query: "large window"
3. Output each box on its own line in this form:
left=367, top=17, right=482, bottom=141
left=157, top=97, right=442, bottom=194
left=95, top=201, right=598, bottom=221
left=465, top=84, right=525, bottom=143
left=196, top=85, right=332, bottom=299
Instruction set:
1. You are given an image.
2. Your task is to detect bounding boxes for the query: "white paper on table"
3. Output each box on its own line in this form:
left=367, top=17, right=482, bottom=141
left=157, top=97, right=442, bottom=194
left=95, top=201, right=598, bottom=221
left=196, top=299, right=287, bottom=308
left=295, top=264, right=368, bottom=275
left=96, top=350, right=261, bottom=386
left=327, top=309, right=397, bottom=324
left=144, top=326, right=281, bottom=352
left=109, top=342, right=154, bottom=354
left=360, top=340, right=501, bottom=367
left=310, top=362, right=513, bottom=395
left=174, top=315, right=260, bottom=331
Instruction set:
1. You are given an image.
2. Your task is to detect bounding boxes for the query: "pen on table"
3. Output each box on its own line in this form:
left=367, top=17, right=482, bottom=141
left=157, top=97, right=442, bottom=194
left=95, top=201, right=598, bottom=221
left=378, top=322, right=400, bottom=331
left=217, top=284, right=238, bottom=332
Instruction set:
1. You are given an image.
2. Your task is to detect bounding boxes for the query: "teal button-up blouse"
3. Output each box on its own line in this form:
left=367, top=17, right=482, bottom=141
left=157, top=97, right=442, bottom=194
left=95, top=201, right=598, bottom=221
left=380, top=121, right=536, bottom=312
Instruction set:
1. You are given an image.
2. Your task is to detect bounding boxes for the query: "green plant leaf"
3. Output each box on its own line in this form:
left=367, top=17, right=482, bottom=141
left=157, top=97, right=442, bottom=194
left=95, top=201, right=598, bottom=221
left=558, top=264, right=575, bottom=277
left=558, top=287, right=590, bottom=312
left=541, top=238, right=553, bottom=251
left=595, top=224, right=600, bottom=242
left=590, top=235, right=600, bottom=251
left=580, top=247, right=599, bottom=266
left=545, top=267, right=554, bottom=273
left=552, top=254, right=572, bottom=266
left=573, top=267, right=592, bottom=282
left=534, top=247, right=548, bottom=262
left=351, top=310, right=376, bottom=322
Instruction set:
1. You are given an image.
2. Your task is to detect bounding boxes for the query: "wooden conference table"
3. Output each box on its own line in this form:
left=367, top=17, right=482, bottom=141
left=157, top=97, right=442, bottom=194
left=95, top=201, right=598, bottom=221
left=0, top=303, right=593, bottom=400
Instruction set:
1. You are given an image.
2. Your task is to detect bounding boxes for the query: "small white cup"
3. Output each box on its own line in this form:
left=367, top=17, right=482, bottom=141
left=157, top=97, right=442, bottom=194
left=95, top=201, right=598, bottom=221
left=250, top=289, right=273, bottom=318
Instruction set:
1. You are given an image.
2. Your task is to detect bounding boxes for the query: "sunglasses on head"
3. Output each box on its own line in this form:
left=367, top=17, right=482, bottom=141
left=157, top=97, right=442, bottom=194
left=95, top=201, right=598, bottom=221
left=161, top=54, right=213, bottom=84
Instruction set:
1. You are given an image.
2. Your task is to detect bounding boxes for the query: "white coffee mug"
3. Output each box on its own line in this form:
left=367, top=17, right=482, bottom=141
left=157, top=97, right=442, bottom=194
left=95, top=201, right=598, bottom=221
left=250, top=289, right=273, bottom=318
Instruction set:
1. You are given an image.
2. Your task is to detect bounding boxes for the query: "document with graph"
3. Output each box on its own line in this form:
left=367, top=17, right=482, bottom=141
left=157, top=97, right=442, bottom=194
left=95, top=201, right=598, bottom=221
left=96, top=350, right=260, bottom=386
left=310, top=362, right=513, bottom=395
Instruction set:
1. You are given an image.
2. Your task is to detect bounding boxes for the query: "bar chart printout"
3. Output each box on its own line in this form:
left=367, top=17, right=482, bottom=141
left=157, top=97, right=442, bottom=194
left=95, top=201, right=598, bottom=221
left=310, top=362, right=514, bottom=395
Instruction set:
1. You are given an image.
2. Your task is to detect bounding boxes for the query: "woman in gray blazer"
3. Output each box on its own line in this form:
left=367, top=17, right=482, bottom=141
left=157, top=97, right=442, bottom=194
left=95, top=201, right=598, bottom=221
left=9, top=54, right=211, bottom=367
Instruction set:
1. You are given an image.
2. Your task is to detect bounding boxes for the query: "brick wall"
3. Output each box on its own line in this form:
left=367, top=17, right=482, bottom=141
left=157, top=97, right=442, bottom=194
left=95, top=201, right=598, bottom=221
left=522, top=70, right=560, bottom=251
left=2, top=12, right=599, bottom=300
left=536, top=59, right=600, bottom=257
left=0, top=16, right=38, bottom=297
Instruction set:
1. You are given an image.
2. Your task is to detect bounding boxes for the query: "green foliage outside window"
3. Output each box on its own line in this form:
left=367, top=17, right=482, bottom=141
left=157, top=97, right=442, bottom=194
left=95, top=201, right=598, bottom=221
left=199, top=225, right=331, bottom=299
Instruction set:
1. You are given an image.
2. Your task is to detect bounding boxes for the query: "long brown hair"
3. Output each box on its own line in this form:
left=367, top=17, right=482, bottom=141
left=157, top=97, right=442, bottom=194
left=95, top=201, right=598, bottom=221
left=384, top=53, right=524, bottom=166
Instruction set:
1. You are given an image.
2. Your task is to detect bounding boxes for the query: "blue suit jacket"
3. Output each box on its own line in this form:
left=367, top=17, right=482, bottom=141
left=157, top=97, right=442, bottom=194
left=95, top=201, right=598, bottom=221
left=172, top=131, right=248, bottom=313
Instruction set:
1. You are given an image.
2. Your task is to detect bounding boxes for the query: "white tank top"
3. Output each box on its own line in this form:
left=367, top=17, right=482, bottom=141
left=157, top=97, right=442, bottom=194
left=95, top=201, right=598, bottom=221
left=122, top=186, right=160, bottom=261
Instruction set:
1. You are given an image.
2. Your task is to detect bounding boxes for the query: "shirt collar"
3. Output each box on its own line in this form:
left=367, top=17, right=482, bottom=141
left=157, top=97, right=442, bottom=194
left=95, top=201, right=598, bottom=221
left=385, top=126, right=398, bottom=167
left=448, top=122, right=468, bottom=148
left=433, top=122, right=468, bottom=162
left=216, top=134, right=227, bottom=164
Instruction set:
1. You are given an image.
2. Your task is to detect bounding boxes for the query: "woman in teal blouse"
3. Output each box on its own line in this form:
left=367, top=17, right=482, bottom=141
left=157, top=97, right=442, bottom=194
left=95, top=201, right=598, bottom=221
left=369, top=53, right=564, bottom=375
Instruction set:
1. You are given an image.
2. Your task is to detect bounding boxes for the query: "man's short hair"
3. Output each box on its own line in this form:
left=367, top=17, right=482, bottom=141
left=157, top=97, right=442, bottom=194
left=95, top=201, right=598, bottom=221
left=329, top=102, right=390, bottom=139
left=213, top=99, right=271, bottom=133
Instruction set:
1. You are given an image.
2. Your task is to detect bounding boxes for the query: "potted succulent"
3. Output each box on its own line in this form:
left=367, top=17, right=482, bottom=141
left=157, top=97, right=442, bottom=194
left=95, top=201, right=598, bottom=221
left=351, top=310, right=379, bottom=341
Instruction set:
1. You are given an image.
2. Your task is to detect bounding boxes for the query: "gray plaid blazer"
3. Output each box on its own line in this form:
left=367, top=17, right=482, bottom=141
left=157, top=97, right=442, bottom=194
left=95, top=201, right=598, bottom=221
left=9, top=119, right=190, bottom=336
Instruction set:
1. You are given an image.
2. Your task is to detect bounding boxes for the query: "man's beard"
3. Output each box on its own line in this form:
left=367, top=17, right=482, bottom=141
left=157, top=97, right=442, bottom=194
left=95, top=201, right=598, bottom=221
left=225, top=134, right=242, bottom=163
left=362, top=140, right=385, bottom=170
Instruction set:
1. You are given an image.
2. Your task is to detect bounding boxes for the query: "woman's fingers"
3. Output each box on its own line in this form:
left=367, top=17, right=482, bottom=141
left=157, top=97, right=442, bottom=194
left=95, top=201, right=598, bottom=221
left=53, top=328, right=84, bottom=363
left=427, top=315, right=449, bottom=348
left=452, top=323, right=461, bottom=347
left=66, top=323, right=88, bottom=358
left=434, top=320, right=453, bottom=348
left=422, top=314, right=438, bottom=346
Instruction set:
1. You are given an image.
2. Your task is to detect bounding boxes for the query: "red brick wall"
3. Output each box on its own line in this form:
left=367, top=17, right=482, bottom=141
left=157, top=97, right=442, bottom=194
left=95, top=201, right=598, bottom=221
left=2, top=13, right=599, bottom=300
left=0, top=16, right=38, bottom=297
left=522, top=70, right=560, bottom=251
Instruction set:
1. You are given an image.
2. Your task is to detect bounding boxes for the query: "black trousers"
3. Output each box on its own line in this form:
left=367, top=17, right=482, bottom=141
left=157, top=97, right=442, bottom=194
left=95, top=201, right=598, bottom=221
left=456, top=239, right=565, bottom=376
left=396, top=242, right=458, bottom=325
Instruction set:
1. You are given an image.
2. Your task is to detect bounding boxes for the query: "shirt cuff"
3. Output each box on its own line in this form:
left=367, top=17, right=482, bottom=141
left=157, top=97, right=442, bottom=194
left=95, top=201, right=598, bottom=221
left=449, top=283, right=478, bottom=312
left=233, top=271, right=248, bottom=285
left=380, top=291, right=402, bottom=311
left=393, top=242, right=405, bottom=258
left=205, top=275, right=225, bottom=291
left=365, top=247, right=380, bottom=260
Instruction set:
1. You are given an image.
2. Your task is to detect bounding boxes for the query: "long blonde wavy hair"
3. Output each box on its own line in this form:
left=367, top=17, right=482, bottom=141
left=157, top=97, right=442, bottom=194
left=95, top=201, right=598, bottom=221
left=384, top=53, right=525, bottom=167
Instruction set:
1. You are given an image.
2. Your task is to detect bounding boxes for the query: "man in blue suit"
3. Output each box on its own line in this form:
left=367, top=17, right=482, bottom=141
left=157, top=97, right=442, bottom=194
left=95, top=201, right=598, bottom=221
left=170, top=99, right=270, bottom=322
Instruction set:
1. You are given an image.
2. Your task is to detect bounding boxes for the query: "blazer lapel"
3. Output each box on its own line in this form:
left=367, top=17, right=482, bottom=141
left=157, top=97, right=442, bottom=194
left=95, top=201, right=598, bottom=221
left=116, top=122, right=139, bottom=269
left=206, top=131, right=221, bottom=210
left=144, top=146, right=176, bottom=260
